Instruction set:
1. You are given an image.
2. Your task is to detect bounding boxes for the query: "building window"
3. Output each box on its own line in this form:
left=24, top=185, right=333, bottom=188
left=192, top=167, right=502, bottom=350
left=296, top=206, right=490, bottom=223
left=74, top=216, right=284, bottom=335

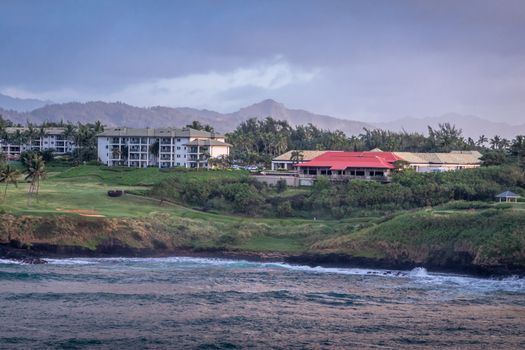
left=177, top=155, right=180, bottom=158
left=177, top=146, right=180, bottom=150
left=177, top=138, right=181, bottom=142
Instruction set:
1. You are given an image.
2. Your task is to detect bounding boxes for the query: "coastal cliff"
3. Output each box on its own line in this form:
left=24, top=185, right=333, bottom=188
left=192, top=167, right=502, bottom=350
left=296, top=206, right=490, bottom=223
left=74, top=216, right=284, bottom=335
left=1, top=209, right=524, bottom=277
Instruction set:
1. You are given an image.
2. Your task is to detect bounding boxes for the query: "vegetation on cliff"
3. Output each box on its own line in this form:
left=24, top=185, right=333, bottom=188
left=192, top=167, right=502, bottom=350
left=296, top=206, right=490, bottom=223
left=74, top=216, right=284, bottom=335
left=0, top=164, right=524, bottom=274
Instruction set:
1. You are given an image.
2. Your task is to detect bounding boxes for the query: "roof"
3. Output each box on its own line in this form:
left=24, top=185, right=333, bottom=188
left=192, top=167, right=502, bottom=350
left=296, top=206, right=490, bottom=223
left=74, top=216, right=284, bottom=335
left=296, top=151, right=399, bottom=170
left=273, top=150, right=331, bottom=162
left=5, top=127, right=66, bottom=135
left=394, top=151, right=481, bottom=165
left=184, top=139, right=232, bottom=147
left=495, top=191, right=520, bottom=198
left=98, top=127, right=224, bottom=138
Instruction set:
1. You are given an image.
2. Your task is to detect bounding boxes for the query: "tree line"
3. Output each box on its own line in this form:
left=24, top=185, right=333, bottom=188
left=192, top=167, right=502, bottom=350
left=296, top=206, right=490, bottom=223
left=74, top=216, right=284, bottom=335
left=226, top=117, right=525, bottom=168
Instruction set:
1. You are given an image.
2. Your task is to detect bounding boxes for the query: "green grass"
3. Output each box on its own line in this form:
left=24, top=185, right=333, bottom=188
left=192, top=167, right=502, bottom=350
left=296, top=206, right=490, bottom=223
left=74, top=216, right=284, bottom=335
left=3, top=163, right=524, bottom=265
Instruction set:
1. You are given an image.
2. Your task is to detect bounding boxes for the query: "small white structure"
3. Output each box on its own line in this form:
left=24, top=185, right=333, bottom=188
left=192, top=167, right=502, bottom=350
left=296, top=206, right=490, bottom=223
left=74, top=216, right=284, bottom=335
left=97, top=127, right=231, bottom=168
left=495, top=191, right=520, bottom=203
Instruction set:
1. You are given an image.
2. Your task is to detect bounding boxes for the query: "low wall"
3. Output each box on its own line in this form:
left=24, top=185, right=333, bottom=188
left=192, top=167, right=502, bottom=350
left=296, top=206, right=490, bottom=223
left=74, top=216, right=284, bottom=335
left=251, top=175, right=314, bottom=187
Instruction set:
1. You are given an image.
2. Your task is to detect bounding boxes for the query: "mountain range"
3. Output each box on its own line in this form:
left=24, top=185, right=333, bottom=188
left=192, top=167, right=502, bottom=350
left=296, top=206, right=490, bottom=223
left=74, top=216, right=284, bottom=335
left=0, top=94, right=523, bottom=138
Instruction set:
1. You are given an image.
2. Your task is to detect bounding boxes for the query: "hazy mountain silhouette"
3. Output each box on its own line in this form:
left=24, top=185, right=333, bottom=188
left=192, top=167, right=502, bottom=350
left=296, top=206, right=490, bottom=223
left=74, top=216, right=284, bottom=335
left=0, top=93, right=52, bottom=112
left=0, top=99, right=372, bottom=135
left=0, top=97, right=523, bottom=138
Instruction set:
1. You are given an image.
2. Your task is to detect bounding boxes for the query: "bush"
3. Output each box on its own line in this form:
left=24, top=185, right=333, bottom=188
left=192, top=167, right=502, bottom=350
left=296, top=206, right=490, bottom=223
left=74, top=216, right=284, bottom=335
left=275, top=179, right=287, bottom=193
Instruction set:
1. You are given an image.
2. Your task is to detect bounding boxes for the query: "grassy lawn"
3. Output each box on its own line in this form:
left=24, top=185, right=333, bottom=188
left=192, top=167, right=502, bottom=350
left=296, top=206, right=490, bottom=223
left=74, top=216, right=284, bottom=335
left=0, top=164, right=340, bottom=226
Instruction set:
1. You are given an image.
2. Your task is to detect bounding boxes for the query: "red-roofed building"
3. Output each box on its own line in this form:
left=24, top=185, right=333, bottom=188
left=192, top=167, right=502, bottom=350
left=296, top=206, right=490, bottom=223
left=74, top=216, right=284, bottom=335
left=295, top=151, right=402, bottom=181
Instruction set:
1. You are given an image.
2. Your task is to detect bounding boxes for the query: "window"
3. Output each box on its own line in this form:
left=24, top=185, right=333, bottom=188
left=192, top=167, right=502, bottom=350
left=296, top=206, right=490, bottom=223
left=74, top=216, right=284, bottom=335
left=177, top=138, right=181, bottom=142
left=177, top=154, right=180, bottom=158
left=177, top=146, right=180, bottom=150
left=356, top=170, right=365, bottom=176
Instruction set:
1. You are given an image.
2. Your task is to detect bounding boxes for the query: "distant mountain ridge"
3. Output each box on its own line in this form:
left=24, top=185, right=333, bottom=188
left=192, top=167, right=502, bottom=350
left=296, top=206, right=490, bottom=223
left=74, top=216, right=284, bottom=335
left=0, top=99, right=372, bottom=135
left=0, top=97, right=523, bottom=138
left=0, top=93, right=52, bottom=112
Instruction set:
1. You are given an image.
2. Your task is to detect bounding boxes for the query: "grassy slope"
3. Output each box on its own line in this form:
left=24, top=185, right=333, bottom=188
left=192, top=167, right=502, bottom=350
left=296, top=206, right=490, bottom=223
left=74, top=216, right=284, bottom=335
left=313, top=207, right=525, bottom=268
left=1, top=164, right=524, bottom=271
left=0, top=165, right=372, bottom=253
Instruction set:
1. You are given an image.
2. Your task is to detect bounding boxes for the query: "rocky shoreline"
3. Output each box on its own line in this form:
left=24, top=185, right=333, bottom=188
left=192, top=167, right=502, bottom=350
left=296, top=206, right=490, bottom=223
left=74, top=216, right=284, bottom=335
left=1, top=241, right=523, bottom=278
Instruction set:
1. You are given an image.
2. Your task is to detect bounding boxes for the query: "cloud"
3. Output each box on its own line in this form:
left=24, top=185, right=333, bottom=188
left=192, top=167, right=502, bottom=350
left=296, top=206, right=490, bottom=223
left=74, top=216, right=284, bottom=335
left=1, top=59, right=321, bottom=111
left=109, top=59, right=321, bottom=110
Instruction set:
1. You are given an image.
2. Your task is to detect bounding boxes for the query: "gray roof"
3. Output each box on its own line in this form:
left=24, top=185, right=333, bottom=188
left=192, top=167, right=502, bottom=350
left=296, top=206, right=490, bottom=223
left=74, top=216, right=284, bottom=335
left=5, top=127, right=66, bottom=135
left=495, top=191, right=520, bottom=198
left=98, top=127, right=224, bottom=138
left=184, top=139, right=232, bottom=147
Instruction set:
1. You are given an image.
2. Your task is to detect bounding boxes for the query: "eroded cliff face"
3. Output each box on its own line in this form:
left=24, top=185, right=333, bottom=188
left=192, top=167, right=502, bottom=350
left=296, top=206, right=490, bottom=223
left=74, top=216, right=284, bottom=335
left=1, top=213, right=524, bottom=276
left=0, top=214, right=220, bottom=252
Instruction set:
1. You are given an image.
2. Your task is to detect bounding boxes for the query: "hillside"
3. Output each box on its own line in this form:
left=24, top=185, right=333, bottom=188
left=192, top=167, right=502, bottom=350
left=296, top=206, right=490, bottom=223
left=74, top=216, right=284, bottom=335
left=0, top=93, right=52, bottom=112
left=1, top=97, right=524, bottom=138
left=0, top=165, right=523, bottom=276
left=0, top=99, right=372, bottom=135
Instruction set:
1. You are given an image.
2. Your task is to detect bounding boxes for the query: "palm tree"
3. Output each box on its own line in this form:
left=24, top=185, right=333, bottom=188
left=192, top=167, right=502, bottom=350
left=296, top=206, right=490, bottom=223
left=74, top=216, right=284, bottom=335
left=477, top=135, right=488, bottom=147
left=0, top=164, right=20, bottom=201
left=25, top=154, right=46, bottom=204
left=149, top=140, right=160, bottom=159
left=290, top=150, right=304, bottom=165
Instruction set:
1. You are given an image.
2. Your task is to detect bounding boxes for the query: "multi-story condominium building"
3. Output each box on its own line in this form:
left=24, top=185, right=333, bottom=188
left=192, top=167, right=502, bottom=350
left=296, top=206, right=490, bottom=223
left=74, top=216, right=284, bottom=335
left=0, top=127, right=75, bottom=160
left=97, top=127, right=231, bottom=168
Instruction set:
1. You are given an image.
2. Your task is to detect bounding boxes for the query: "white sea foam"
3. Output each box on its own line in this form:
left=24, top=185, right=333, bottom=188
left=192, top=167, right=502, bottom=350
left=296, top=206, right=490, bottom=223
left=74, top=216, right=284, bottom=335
left=0, top=259, right=26, bottom=265
left=37, top=256, right=524, bottom=293
left=44, top=258, right=98, bottom=265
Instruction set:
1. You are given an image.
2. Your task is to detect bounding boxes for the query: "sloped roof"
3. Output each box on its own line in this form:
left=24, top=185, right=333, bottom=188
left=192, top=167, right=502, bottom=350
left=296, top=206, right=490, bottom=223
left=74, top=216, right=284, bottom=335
left=495, top=191, right=520, bottom=198
left=296, top=151, right=398, bottom=170
left=273, top=150, right=330, bottom=161
left=5, top=127, right=66, bottom=135
left=394, top=151, right=481, bottom=165
left=184, top=139, right=232, bottom=147
left=98, top=127, right=224, bottom=138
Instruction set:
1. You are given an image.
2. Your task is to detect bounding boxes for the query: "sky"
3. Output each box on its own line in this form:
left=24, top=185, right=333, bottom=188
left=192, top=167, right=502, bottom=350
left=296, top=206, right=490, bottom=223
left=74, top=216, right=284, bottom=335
left=1, top=0, right=524, bottom=123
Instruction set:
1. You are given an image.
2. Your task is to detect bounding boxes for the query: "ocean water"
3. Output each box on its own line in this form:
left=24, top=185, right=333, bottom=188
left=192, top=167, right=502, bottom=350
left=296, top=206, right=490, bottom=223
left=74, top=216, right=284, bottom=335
left=0, top=257, right=524, bottom=349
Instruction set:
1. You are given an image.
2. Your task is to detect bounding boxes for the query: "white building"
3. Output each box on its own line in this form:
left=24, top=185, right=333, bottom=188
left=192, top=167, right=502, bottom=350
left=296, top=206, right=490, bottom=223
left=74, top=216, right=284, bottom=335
left=0, top=127, right=75, bottom=160
left=97, top=127, right=231, bottom=168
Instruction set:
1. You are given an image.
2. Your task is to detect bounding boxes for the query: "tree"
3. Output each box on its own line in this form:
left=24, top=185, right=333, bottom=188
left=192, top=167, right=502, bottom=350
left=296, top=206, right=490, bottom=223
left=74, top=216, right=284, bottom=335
left=0, top=164, right=20, bottom=201
left=186, top=120, right=215, bottom=133
left=149, top=140, right=160, bottom=158
left=290, top=150, right=304, bottom=165
left=24, top=154, right=46, bottom=203
left=477, top=135, right=488, bottom=147
left=510, top=135, right=525, bottom=168
left=275, top=179, right=288, bottom=193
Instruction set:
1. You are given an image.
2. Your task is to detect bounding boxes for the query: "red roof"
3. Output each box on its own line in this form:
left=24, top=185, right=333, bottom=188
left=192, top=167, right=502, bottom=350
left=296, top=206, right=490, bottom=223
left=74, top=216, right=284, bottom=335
left=296, top=151, right=400, bottom=170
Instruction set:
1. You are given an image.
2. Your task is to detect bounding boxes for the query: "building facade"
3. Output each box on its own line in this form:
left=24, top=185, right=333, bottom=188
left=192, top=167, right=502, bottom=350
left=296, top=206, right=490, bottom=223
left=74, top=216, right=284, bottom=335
left=393, top=151, right=481, bottom=172
left=97, top=127, right=231, bottom=168
left=295, top=151, right=401, bottom=182
left=0, top=127, right=75, bottom=160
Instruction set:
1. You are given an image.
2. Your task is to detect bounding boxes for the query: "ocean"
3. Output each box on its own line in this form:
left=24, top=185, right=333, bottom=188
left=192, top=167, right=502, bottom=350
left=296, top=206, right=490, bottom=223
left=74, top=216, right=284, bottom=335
left=0, top=257, right=524, bottom=349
